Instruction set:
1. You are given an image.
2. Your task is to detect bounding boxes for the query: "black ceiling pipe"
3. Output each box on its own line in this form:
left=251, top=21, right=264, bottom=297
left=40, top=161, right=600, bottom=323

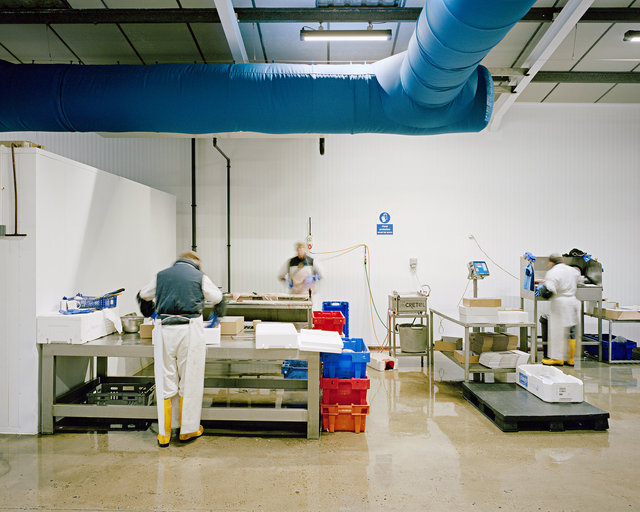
left=213, top=138, right=231, bottom=294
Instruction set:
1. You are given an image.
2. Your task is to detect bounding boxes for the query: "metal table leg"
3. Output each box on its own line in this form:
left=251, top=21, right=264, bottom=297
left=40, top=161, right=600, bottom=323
left=429, top=310, right=434, bottom=368
left=40, top=349, right=55, bottom=434
left=307, top=352, right=320, bottom=440
left=464, top=326, right=470, bottom=382
left=96, top=356, right=108, bottom=378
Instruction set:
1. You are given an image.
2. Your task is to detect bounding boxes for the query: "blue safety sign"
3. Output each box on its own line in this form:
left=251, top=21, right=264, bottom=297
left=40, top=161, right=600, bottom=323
left=377, top=223, right=393, bottom=235
left=377, top=211, right=393, bottom=235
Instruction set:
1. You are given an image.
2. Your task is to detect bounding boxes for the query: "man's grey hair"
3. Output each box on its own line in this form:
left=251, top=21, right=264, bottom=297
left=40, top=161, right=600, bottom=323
left=549, top=253, right=563, bottom=265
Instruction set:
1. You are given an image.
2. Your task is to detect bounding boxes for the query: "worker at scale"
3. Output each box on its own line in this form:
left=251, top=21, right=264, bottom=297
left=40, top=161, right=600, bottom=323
left=278, top=241, right=323, bottom=303
left=538, top=253, right=580, bottom=366
left=139, top=251, right=222, bottom=447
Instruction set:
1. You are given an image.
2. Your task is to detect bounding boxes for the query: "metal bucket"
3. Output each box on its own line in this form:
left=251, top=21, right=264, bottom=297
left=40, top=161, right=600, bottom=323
left=397, top=324, right=427, bottom=353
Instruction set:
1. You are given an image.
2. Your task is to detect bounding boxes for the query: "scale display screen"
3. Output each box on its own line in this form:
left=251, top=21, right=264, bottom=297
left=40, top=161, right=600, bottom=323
left=472, top=261, right=489, bottom=276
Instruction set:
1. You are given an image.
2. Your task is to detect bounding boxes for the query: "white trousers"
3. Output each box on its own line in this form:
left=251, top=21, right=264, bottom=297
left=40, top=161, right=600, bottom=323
left=548, top=296, right=579, bottom=361
left=153, top=318, right=206, bottom=435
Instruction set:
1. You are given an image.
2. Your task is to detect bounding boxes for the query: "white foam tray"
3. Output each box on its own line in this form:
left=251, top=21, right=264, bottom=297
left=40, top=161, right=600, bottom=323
left=517, top=364, right=583, bottom=403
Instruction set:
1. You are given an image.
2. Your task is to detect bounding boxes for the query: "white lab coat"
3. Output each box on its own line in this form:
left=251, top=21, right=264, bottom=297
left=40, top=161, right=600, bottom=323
left=544, top=263, right=580, bottom=361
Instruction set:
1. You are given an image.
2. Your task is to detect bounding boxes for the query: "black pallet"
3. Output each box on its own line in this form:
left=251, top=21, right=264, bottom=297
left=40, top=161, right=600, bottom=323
left=462, top=382, right=609, bottom=432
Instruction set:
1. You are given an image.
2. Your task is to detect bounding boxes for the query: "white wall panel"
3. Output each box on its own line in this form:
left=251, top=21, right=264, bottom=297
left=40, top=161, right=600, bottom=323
left=0, top=147, right=176, bottom=434
left=4, top=103, right=640, bottom=348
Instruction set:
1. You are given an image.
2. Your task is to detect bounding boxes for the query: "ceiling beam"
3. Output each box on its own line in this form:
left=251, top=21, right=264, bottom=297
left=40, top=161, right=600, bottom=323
left=532, top=71, right=640, bottom=84
left=1, top=7, right=639, bottom=25
left=213, top=0, right=247, bottom=63
left=490, top=0, right=596, bottom=130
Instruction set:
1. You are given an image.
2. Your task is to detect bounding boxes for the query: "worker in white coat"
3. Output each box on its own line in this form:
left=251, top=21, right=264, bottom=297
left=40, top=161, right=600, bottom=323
left=278, top=242, right=322, bottom=296
left=539, top=254, right=581, bottom=366
left=139, top=251, right=222, bottom=447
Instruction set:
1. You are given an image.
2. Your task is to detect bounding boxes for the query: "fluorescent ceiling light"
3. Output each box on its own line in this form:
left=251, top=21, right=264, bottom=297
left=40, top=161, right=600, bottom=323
left=623, top=30, right=640, bottom=42
left=300, top=28, right=392, bottom=42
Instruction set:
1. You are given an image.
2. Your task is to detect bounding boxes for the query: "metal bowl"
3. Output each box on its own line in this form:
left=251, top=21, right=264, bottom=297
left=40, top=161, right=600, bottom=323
left=121, top=314, right=144, bottom=333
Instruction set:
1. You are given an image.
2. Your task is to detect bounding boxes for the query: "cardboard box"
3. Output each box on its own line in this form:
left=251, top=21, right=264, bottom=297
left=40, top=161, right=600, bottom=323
left=453, top=350, right=480, bottom=364
left=603, top=308, right=640, bottom=320
left=219, top=316, right=244, bottom=335
left=434, top=336, right=463, bottom=352
left=462, top=297, right=502, bottom=308
left=139, top=323, right=154, bottom=339
left=470, top=332, right=518, bottom=354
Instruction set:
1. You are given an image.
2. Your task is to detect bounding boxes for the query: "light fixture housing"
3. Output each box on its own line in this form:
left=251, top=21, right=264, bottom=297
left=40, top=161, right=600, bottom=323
left=300, top=27, right=392, bottom=42
left=623, top=30, right=640, bottom=42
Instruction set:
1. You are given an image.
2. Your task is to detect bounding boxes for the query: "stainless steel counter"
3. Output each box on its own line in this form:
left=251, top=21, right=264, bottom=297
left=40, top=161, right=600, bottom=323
left=40, top=332, right=320, bottom=438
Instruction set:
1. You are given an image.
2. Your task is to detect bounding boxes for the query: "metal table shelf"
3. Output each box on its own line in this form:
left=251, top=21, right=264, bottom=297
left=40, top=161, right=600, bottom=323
left=429, top=308, right=536, bottom=382
left=40, top=332, right=320, bottom=438
left=583, top=312, right=640, bottom=364
left=387, top=310, right=429, bottom=366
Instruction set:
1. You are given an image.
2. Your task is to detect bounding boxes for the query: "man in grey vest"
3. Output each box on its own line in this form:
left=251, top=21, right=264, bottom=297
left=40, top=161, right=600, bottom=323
left=139, top=251, right=222, bottom=447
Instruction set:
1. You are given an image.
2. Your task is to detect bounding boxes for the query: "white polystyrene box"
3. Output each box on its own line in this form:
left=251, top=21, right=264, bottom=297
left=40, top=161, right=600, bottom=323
left=459, top=306, right=500, bottom=316
left=459, top=313, right=499, bottom=324
left=517, top=364, right=583, bottom=403
left=498, top=310, right=529, bottom=323
left=298, top=329, right=342, bottom=353
left=37, top=310, right=115, bottom=344
left=255, top=322, right=299, bottom=349
left=203, top=325, right=221, bottom=346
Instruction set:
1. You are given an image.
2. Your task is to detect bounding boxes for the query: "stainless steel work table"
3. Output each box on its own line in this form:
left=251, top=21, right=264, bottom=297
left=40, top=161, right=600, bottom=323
left=40, top=333, right=321, bottom=439
left=429, top=308, right=537, bottom=382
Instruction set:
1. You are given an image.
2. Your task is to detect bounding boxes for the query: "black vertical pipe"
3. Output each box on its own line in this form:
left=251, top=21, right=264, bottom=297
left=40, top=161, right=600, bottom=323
left=191, top=138, right=197, bottom=252
left=213, top=138, right=231, bottom=293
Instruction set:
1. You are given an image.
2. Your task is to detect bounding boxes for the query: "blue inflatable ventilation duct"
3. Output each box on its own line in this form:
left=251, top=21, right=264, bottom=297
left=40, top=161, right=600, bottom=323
left=0, top=0, right=536, bottom=135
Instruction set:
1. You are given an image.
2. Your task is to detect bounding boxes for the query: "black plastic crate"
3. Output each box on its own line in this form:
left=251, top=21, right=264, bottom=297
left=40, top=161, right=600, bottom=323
left=86, top=380, right=155, bottom=406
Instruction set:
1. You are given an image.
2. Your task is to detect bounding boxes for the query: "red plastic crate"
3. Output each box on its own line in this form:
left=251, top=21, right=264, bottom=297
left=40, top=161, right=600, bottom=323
left=321, top=404, right=370, bottom=433
left=312, top=311, right=345, bottom=335
left=321, top=377, right=370, bottom=405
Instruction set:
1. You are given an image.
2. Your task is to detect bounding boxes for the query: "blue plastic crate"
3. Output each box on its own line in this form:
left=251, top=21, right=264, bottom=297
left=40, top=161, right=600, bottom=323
left=322, top=301, right=349, bottom=337
left=584, top=334, right=637, bottom=360
left=284, top=359, right=308, bottom=368
left=281, top=363, right=308, bottom=379
left=321, top=338, right=370, bottom=379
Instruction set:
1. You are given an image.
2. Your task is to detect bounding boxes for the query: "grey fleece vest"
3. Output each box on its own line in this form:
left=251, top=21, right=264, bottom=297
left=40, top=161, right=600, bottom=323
left=156, top=259, right=204, bottom=324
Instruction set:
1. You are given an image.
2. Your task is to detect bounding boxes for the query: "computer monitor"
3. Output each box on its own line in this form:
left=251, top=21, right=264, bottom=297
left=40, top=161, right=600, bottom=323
left=472, top=261, right=489, bottom=276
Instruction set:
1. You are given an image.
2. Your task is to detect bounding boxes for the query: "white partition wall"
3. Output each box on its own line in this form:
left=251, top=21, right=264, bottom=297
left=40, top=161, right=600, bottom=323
left=0, top=147, right=176, bottom=434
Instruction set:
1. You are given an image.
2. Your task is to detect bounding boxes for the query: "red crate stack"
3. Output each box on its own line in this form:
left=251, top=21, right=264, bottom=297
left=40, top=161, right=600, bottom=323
left=320, top=377, right=370, bottom=433
left=312, top=311, right=345, bottom=335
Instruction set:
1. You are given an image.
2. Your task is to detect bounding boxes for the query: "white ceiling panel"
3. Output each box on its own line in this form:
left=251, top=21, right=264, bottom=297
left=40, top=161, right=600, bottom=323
left=119, top=23, right=203, bottom=62
left=543, top=82, right=615, bottom=101
left=51, top=24, right=142, bottom=64
left=0, top=43, right=20, bottom=63
left=540, top=23, right=610, bottom=71
left=596, top=82, right=640, bottom=101
left=482, top=23, right=543, bottom=68
left=258, top=22, right=330, bottom=64
left=392, top=21, right=415, bottom=55
left=0, top=24, right=77, bottom=63
left=190, top=23, right=233, bottom=63
left=516, top=82, right=558, bottom=102
left=239, top=22, right=268, bottom=62
left=573, top=23, right=640, bottom=71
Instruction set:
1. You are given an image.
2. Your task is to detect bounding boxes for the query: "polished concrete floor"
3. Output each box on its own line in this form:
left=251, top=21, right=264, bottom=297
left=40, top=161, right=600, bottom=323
left=1, top=355, right=639, bottom=511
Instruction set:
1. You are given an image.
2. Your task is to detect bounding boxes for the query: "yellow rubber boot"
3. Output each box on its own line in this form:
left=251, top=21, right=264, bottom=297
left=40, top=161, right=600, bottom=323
left=542, top=358, right=564, bottom=366
left=178, top=396, right=204, bottom=442
left=566, top=339, right=576, bottom=366
left=157, top=398, right=172, bottom=448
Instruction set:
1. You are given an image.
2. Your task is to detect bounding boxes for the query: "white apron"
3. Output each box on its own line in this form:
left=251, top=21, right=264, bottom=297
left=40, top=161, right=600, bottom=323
left=548, top=296, right=579, bottom=361
left=153, top=317, right=206, bottom=435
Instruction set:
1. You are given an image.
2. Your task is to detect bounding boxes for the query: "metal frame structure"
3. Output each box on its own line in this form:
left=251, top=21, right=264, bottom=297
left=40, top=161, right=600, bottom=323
left=429, top=308, right=536, bottom=383
left=40, top=334, right=321, bottom=439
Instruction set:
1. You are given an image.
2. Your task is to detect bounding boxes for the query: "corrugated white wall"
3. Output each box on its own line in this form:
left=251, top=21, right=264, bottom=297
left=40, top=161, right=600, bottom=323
left=3, top=103, right=640, bottom=346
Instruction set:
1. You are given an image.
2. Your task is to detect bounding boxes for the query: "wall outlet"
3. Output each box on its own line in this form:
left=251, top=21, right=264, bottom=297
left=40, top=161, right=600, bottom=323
left=409, top=257, right=417, bottom=271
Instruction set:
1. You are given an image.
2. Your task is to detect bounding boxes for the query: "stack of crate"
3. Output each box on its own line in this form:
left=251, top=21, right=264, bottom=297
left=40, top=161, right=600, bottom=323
left=320, top=338, right=371, bottom=433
